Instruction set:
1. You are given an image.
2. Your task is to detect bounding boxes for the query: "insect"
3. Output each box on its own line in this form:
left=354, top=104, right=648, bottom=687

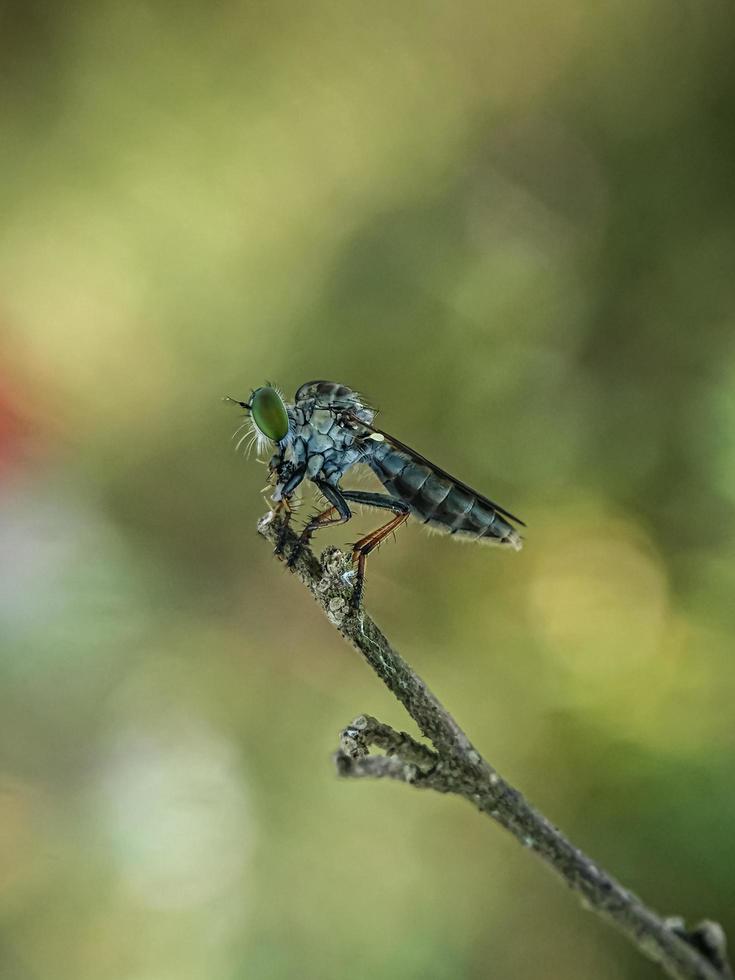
left=228, top=380, right=524, bottom=607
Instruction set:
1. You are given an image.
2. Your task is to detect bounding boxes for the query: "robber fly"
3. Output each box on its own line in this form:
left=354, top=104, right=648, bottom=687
left=229, top=380, right=524, bottom=607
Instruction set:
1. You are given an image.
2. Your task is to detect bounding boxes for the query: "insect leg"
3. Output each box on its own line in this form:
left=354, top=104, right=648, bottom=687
left=272, top=498, right=293, bottom=557
left=287, top=482, right=352, bottom=568
left=341, top=491, right=410, bottom=607
left=273, top=465, right=307, bottom=556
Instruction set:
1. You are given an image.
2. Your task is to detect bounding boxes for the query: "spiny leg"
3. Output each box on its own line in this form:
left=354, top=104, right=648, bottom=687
left=271, top=464, right=306, bottom=558
left=341, top=491, right=410, bottom=608
left=273, top=498, right=293, bottom=558
left=287, top=482, right=352, bottom=569
left=351, top=512, right=410, bottom=607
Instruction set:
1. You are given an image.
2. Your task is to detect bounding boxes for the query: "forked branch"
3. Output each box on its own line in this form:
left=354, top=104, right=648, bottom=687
left=257, top=513, right=731, bottom=980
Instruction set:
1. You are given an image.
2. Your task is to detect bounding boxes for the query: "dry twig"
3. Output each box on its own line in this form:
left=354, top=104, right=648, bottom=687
left=258, top=512, right=731, bottom=980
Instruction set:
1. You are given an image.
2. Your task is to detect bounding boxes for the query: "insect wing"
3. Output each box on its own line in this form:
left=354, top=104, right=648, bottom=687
left=345, top=412, right=526, bottom=528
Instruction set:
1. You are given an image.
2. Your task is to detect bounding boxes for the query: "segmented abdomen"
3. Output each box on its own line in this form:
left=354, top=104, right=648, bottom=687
left=367, top=443, right=521, bottom=549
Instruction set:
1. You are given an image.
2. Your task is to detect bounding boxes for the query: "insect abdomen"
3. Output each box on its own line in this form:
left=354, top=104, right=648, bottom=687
left=367, top=445, right=521, bottom=549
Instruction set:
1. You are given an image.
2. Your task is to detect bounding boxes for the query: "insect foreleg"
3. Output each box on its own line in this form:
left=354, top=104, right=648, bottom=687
left=272, top=464, right=306, bottom=557
left=272, top=498, right=293, bottom=557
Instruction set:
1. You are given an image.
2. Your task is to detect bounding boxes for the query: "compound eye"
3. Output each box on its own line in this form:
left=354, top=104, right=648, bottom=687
left=250, top=386, right=289, bottom=443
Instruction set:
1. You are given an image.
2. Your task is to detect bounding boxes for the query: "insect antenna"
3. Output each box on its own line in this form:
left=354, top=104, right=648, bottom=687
left=223, top=395, right=251, bottom=410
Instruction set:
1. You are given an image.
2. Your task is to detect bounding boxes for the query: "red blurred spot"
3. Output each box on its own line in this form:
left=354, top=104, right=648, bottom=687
left=0, top=358, right=37, bottom=480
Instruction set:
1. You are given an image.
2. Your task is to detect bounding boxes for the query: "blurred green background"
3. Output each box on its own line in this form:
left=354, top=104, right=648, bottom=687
left=1, top=1, right=734, bottom=978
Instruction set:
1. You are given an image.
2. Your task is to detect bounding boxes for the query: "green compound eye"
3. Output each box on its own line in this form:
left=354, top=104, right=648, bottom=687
left=250, top=386, right=289, bottom=443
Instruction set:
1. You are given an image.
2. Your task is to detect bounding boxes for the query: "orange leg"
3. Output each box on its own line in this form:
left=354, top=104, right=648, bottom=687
left=350, top=510, right=410, bottom=607
left=287, top=502, right=350, bottom=568
left=305, top=504, right=339, bottom=536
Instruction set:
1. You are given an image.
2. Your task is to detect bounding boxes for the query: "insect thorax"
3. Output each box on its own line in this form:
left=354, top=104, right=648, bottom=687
left=278, top=381, right=375, bottom=486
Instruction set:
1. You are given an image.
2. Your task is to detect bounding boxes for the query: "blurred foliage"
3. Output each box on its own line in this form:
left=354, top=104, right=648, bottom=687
left=1, top=1, right=735, bottom=978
